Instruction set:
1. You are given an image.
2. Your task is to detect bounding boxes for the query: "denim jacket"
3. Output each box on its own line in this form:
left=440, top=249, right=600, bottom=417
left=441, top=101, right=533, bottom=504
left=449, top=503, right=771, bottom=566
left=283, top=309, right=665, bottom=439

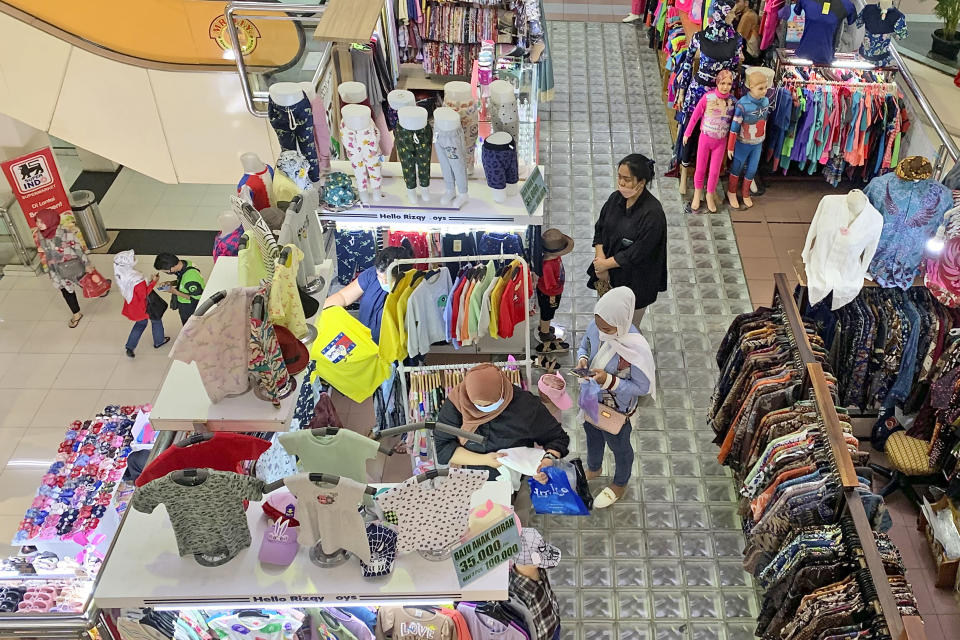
left=577, top=322, right=650, bottom=412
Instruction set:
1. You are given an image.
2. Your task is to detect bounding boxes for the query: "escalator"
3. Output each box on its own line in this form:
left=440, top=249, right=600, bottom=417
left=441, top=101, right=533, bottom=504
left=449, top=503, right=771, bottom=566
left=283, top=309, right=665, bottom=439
left=0, top=1, right=313, bottom=184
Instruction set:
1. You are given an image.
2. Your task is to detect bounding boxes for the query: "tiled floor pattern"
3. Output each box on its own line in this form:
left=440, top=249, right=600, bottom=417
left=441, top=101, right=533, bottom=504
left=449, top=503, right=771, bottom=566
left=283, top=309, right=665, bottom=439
left=529, top=22, right=761, bottom=640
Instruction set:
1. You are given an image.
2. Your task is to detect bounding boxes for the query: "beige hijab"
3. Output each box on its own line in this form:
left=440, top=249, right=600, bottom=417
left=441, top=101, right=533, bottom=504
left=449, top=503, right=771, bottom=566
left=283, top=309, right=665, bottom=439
left=446, top=363, right=515, bottom=442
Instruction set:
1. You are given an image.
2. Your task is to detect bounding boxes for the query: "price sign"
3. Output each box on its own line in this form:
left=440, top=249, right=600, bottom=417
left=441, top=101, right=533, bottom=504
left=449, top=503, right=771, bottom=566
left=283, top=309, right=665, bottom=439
left=452, top=516, right=520, bottom=587
left=520, top=166, right=547, bottom=216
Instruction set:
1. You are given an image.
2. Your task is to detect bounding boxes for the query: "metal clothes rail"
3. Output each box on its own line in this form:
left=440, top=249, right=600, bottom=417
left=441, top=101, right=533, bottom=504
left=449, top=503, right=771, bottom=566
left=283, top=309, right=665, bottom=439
left=772, top=273, right=926, bottom=640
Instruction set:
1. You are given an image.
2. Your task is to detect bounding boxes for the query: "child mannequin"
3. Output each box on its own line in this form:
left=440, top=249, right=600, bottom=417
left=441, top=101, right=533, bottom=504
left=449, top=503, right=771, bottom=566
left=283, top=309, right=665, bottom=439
left=726, top=66, right=773, bottom=209
left=683, top=69, right=735, bottom=213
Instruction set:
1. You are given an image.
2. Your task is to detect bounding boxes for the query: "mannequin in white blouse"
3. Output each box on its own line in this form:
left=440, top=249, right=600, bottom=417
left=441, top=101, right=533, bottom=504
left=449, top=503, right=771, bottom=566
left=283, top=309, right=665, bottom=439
left=801, top=190, right=884, bottom=310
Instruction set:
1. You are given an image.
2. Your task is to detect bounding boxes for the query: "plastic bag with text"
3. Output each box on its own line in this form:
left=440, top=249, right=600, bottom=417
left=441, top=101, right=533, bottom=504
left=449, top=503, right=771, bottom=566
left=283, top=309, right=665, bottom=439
left=528, top=465, right=590, bottom=516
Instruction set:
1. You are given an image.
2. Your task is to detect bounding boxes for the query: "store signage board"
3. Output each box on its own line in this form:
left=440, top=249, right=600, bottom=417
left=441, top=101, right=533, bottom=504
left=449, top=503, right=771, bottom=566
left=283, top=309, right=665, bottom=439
left=452, top=516, right=521, bottom=587
left=519, top=166, right=547, bottom=216
left=0, top=147, right=70, bottom=244
left=319, top=207, right=540, bottom=227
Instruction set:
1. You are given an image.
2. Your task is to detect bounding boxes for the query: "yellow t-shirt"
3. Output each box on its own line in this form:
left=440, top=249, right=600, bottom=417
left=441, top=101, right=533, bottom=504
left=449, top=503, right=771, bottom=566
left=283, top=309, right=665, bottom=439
left=379, top=269, right=415, bottom=363
left=396, top=274, right=422, bottom=355
left=311, top=306, right=391, bottom=402
left=268, top=245, right=307, bottom=338
left=488, top=266, right=512, bottom=338
left=238, top=237, right=268, bottom=287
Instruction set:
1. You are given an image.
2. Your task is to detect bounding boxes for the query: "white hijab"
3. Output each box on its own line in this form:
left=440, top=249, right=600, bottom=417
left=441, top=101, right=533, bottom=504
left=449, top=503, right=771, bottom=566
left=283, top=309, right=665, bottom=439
left=593, top=287, right=657, bottom=399
left=113, top=250, right=145, bottom=303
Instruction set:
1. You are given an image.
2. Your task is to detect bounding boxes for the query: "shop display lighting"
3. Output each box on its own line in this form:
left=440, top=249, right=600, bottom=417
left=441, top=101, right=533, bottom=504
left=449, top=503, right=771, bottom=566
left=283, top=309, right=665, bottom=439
left=154, top=599, right=455, bottom=612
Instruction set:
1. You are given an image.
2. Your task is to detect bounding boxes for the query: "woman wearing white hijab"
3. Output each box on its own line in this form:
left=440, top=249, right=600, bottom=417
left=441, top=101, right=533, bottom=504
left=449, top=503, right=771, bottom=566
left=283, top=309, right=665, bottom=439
left=576, top=287, right=656, bottom=507
left=114, top=250, right=167, bottom=357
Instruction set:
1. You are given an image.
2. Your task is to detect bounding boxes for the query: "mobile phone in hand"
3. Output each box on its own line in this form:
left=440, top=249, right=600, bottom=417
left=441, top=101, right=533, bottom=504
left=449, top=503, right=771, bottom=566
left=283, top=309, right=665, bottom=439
left=571, top=367, right=591, bottom=378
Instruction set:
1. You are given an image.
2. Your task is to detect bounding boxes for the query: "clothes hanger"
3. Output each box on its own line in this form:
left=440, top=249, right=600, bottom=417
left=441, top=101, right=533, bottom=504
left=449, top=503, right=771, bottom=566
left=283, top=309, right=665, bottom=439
left=279, top=246, right=292, bottom=266
left=310, top=426, right=396, bottom=454
left=375, top=420, right=486, bottom=443
left=236, top=610, right=271, bottom=619
left=262, top=473, right=378, bottom=494
left=415, top=468, right=449, bottom=483
left=194, top=290, right=227, bottom=316
left=170, top=468, right=208, bottom=486
left=251, top=292, right=267, bottom=321
left=288, top=195, right=303, bottom=213
left=176, top=433, right=214, bottom=447
left=238, top=235, right=248, bottom=250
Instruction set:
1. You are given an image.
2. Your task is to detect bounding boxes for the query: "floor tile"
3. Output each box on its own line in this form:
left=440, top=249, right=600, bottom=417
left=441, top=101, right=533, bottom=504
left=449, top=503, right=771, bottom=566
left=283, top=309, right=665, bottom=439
left=53, top=353, right=122, bottom=390
left=0, top=353, right=69, bottom=389
left=29, top=388, right=105, bottom=428
left=0, top=388, right=48, bottom=428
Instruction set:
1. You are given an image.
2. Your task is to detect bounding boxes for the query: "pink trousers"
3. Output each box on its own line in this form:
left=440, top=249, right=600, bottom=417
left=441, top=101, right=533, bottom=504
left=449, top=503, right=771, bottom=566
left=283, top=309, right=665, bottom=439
left=631, top=0, right=645, bottom=14
left=694, top=134, right=725, bottom=193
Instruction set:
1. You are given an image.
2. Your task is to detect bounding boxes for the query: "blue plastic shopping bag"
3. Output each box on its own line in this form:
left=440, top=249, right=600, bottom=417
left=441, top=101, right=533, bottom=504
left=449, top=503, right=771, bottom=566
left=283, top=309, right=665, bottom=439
left=528, top=466, right=590, bottom=516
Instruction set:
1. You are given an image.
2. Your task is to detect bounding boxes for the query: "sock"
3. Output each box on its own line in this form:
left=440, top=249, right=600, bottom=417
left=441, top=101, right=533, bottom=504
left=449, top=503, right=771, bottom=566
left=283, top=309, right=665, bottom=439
left=728, top=174, right=740, bottom=195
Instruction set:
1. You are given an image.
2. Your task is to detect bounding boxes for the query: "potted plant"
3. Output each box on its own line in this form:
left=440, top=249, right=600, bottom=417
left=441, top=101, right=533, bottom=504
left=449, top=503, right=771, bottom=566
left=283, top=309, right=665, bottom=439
left=931, top=0, right=960, bottom=60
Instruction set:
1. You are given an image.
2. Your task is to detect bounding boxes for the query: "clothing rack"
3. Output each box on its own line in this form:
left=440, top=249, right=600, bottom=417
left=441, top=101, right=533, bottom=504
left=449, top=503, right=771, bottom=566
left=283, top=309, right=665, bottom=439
left=780, top=78, right=899, bottom=89
left=392, top=253, right=533, bottom=389
left=773, top=273, right=926, bottom=640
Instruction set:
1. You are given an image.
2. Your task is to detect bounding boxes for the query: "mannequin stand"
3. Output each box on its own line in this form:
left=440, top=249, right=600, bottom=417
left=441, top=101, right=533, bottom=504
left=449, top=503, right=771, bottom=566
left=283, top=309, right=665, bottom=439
left=195, top=550, right=234, bottom=567
left=310, top=544, right=351, bottom=567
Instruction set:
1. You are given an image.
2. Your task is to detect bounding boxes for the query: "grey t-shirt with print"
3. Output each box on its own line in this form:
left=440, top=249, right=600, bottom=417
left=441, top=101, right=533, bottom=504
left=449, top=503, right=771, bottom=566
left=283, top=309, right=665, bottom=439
left=132, top=471, right=264, bottom=560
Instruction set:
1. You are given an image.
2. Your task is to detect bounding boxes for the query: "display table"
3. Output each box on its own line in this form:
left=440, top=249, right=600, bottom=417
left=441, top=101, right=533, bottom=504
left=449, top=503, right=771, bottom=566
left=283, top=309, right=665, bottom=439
left=94, top=481, right=511, bottom=608
left=150, top=256, right=333, bottom=431
left=320, top=161, right=543, bottom=227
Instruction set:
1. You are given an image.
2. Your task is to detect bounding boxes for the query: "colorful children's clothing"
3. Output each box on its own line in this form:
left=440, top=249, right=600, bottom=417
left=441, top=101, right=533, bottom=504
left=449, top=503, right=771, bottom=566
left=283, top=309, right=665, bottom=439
left=213, top=226, right=244, bottom=262
left=728, top=93, right=771, bottom=182
left=282, top=474, right=370, bottom=561
left=268, top=95, right=321, bottom=182
left=434, top=127, right=469, bottom=195
left=339, top=122, right=383, bottom=192
left=857, top=5, right=907, bottom=65
left=395, top=124, right=432, bottom=190
left=335, top=230, right=377, bottom=285
left=685, top=90, right=734, bottom=193
left=482, top=137, right=519, bottom=190
left=442, top=97, right=480, bottom=172
left=237, top=165, right=275, bottom=211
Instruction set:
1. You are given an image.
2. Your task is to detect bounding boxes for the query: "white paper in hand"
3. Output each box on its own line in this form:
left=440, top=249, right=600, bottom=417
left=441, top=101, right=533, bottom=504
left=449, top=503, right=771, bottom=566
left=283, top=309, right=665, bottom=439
left=498, top=447, right=546, bottom=476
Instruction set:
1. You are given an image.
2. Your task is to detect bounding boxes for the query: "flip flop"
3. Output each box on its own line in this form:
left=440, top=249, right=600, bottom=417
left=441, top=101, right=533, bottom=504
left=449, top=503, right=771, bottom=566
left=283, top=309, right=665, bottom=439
left=68, top=314, right=83, bottom=329
left=532, top=356, right=560, bottom=373
left=535, top=340, right=569, bottom=354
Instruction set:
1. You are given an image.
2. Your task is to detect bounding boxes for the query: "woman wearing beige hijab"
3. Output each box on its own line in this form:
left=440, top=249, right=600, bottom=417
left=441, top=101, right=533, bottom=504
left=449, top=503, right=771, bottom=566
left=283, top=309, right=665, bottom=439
left=433, top=363, right=570, bottom=481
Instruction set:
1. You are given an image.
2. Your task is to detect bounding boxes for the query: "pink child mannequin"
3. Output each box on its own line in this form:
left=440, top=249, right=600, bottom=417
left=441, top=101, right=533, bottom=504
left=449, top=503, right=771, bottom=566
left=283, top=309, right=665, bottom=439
left=683, top=69, right=735, bottom=213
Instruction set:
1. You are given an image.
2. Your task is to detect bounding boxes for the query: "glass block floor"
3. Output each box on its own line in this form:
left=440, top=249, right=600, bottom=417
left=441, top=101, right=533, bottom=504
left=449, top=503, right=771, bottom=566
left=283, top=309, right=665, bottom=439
left=530, top=22, right=760, bottom=640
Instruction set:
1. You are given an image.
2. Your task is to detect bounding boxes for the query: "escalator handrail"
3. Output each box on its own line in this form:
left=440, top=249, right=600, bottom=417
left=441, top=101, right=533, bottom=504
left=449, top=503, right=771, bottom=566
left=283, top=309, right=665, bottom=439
left=226, top=1, right=327, bottom=118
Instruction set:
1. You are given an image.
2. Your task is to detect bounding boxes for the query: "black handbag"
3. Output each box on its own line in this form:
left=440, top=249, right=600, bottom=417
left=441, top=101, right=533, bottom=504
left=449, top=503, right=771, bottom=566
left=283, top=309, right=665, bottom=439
left=568, top=458, right=594, bottom=511
left=54, top=258, right=85, bottom=283
left=146, top=290, right=168, bottom=320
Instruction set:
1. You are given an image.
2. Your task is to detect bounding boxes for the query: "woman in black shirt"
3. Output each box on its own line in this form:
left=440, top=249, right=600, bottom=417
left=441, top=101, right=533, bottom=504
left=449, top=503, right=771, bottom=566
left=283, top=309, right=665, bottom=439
left=588, top=154, right=668, bottom=326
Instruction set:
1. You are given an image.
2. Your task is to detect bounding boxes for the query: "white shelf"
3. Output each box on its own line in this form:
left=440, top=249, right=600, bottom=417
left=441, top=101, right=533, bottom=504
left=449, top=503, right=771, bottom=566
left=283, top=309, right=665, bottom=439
left=94, top=482, right=510, bottom=608
left=149, top=257, right=334, bottom=432
left=321, top=161, right=542, bottom=227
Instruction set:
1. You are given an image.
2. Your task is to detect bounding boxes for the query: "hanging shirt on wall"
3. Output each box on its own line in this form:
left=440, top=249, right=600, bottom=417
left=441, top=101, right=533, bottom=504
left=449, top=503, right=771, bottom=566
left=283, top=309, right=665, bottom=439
left=405, top=268, right=453, bottom=358
left=171, top=287, right=256, bottom=403
left=208, top=612, right=301, bottom=640
left=131, top=471, right=264, bottom=561
left=376, top=467, right=487, bottom=552
left=135, top=433, right=270, bottom=487
left=279, top=426, right=380, bottom=482
left=792, top=0, right=857, bottom=64
left=237, top=165, right=276, bottom=211
left=282, top=474, right=371, bottom=562
left=376, top=607, right=457, bottom=640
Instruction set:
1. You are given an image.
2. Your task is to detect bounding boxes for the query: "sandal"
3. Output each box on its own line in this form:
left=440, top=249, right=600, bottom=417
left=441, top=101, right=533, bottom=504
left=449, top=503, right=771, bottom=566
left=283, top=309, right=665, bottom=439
left=532, top=356, right=560, bottom=373
left=535, top=340, right=569, bottom=355
left=68, top=314, right=83, bottom=329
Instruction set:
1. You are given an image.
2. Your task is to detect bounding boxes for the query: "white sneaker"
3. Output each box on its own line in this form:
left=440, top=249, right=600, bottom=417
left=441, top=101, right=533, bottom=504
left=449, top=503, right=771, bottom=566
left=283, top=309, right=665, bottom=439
left=622, top=13, right=641, bottom=23
left=593, top=486, right=623, bottom=509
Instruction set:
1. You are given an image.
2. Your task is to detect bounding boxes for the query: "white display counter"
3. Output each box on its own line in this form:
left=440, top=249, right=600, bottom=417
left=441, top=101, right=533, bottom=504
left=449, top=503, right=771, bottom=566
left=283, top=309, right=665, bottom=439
left=94, top=481, right=510, bottom=608
left=150, top=256, right=333, bottom=431
left=320, top=161, right=543, bottom=227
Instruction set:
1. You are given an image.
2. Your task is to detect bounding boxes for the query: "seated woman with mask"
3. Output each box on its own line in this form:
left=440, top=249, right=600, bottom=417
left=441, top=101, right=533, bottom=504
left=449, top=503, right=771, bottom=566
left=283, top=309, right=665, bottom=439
left=434, top=363, right=570, bottom=481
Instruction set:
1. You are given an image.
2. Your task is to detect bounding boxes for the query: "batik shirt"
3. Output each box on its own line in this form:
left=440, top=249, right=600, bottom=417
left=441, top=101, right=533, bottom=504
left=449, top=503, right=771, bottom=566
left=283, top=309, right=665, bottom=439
left=865, top=173, right=954, bottom=289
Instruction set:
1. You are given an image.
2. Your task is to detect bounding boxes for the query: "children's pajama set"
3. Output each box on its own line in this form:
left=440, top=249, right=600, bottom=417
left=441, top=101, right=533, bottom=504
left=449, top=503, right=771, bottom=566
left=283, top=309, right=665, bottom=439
left=339, top=120, right=383, bottom=192
left=481, top=137, right=520, bottom=190
left=395, top=124, right=433, bottom=190
left=267, top=95, right=321, bottom=182
left=434, top=127, right=469, bottom=195
left=684, top=89, right=734, bottom=193
left=442, top=97, right=480, bottom=173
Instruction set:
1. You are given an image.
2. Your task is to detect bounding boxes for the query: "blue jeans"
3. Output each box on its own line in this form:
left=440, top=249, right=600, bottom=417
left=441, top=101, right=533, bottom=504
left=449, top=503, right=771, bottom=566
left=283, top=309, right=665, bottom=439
left=730, top=142, right=763, bottom=180
left=584, top=420, right=634, bottom=486
left=125, top=319, right=165, bottom=351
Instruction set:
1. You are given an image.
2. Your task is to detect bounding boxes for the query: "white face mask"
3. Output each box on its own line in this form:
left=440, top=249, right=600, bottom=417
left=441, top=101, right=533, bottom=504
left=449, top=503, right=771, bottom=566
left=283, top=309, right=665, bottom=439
left=618, top=183, right=642, bottom=199
left=474, top=397, right=505, bottom=413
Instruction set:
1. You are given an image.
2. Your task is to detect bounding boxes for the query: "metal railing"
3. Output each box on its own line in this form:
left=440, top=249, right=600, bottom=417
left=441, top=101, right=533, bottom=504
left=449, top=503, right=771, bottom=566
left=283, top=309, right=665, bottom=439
left=0, top=197, right=35, bottom=268
left=225, top=2, right=330, bottom=117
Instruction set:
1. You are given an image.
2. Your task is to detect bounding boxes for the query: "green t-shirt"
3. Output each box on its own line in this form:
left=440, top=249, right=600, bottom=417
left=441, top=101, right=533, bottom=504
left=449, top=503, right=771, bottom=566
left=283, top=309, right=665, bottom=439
left=175, top=260, right=205, bottom=304
left=278, top=428, right=380, bottom=482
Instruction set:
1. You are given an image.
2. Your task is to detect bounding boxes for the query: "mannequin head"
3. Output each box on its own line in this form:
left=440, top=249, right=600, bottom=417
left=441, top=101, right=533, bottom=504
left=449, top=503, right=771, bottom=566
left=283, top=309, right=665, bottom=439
left=745, top=67, right=774, bottom=99
left=489, top=80, right=517, bottom=105
left=715, top=70, right=734, bottom=96
left=387, top=89, right=416, bottom=111
left=616, top=153, right=655, bottom=199
left=337, top=82, right=367, bottom=105
left=444, top=81, right=472, bottom=104
left=433, top=107, right=461, bottom=132
left=240, top=152, right=267, bottom=174
left=217, top=211, right=241, bottom=235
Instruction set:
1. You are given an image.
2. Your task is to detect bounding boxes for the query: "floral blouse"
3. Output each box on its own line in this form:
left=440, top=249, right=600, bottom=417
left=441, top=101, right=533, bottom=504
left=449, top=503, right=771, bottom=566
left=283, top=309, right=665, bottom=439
left=40, top=228, right=89, bottom=293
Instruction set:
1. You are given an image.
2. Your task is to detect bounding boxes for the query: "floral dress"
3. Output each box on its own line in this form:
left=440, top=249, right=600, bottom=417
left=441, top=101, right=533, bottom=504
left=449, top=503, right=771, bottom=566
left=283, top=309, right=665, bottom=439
left=40, top=228, right=89, bottom=294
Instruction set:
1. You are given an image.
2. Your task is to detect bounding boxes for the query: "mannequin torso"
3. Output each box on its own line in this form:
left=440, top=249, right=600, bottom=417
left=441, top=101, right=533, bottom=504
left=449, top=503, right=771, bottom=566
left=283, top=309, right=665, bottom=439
left=443, top=82, right=479, bottom=175
left=397, top=106, right=428, bottom=131
left=339, top=104, right=383, bottom=201
left=395, top=107, right=432, bottom=203
left=387, top=89, right=416, bottom=111
left=269, top=82, right=312, bottom=106
left=342, top=104, right=374, bottom=132
left=433, top=107, right=468, bottom=205
left=338, top=82, right=367, bottom=105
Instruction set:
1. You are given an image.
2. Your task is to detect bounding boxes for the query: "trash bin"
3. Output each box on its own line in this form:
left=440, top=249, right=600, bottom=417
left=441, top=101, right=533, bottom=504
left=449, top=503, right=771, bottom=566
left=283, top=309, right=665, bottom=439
left=69, top=190, right=109, bottom=250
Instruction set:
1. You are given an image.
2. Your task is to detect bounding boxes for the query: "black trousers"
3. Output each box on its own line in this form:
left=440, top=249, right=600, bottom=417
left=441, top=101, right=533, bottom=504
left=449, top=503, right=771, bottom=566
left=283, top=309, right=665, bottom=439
left=177, top=299, right=198, bottom=325
left=61, top=288, right=80, bottom=314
